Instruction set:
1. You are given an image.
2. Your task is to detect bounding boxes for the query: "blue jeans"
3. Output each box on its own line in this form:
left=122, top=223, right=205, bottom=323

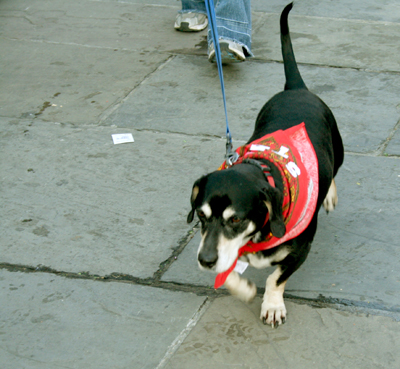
left=180, top=0, right=253, bottom=57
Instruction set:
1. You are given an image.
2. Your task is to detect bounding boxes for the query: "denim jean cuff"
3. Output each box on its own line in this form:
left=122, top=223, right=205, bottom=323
left=208, top=35, right=254, bottom=58
left=179, top=10, right=207, bottom=15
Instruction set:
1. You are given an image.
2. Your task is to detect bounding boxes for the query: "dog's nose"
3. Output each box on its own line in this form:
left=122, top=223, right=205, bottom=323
left=198, top=254, right=217, bottom=269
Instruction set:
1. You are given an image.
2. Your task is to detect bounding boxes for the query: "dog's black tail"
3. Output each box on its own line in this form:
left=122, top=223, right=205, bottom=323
left=280, top=3, right=307, bottom=90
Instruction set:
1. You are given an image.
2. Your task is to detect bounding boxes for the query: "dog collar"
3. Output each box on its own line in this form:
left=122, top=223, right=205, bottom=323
left=214, top=122, right=319, bottom=289
left=239, top=158, right=276, bottom=188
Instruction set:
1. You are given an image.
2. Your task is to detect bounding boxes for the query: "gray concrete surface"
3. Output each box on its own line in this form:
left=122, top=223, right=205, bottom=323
left=1, top=0, right=400, bottom=368
left=164, top=296, right=400, bottom=369
left=0, top=270, right=207, bottom=369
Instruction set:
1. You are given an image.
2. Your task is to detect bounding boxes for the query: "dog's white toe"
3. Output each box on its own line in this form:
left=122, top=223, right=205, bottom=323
left=260, top=300, right=287, bottom=328
left=323, top=179, right=338, bottom=213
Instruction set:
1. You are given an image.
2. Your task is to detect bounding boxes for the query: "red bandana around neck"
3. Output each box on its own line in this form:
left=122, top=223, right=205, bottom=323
left=214, top=123, right=319, bottom=289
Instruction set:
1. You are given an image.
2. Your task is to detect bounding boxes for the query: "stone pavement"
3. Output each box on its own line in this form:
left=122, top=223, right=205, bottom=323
left=1, top=0, right=400, bottom=368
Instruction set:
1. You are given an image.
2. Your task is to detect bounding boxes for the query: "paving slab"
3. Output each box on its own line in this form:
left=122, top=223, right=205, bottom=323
left=104, top=54, right=400, bottom=154
left=0, top=117, right=223, bottom=277
left=0, top=0, right=203, bottom=53
left=252, top=0, right=400, bottom=23
left=163, top=154, right=400, bottom=312
left=0, top=30, right=169, bottom=125
left=0, top=0, right=205, bottom=124
left=251, top=12, right=400, bottom=72
left=164, top=296, right=400, bottom=369
left=0, top=270, right=207, bottom=369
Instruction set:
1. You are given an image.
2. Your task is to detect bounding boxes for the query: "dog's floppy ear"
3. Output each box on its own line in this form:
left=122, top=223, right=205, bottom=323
left=187, top=176, right=206, bottom=223
left=263, top=185, right=286, bottom=238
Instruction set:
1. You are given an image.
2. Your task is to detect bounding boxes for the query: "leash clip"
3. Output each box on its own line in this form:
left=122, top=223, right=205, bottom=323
left=225, top=135, right=239, bottom=167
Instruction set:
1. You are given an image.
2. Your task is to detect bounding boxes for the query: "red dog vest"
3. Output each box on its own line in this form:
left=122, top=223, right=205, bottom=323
left=214, top=123, right=319, bottom=289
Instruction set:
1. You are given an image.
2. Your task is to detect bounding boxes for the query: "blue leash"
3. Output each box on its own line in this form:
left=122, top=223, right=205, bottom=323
left=205, top=0, right=238, bottom=165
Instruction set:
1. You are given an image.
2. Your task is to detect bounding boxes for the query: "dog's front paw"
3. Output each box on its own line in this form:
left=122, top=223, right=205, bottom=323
left=224, top=271, right=257, bottom=303
left=323, top=179, right=338, bottom=213
left=260, top=299, right=287, bottom=328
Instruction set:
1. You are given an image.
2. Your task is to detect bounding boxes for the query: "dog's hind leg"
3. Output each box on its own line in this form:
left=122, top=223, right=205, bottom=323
left=323, top=179, right=338, bottom=213
left=260, top=267, right=287, bottom=328
left=224, top=271, right=257, bottom=303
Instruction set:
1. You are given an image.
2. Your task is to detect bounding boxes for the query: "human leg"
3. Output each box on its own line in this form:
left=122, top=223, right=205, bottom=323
left=208, top=0, right=253, bottom=62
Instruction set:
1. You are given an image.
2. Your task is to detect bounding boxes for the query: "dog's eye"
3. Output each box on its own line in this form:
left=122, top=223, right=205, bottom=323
left=230, top=216, right=241, bottom=224
left=197, top=210, right=205, bottom=218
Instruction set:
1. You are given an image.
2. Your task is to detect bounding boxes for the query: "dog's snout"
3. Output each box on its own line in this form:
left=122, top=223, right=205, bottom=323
left=199, top=257, right=217, bottom=269
left=198, top=252, right=217, bottom=269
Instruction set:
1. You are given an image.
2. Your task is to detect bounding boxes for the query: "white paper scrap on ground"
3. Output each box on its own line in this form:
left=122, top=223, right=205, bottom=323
left=112, top=133, right=134, bottom=145
left=234, top=260, right=249, bottom=274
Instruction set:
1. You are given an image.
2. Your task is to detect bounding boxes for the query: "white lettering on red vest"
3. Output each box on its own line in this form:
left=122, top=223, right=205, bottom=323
left=250, top=144, right=270, bottom=152
left=286, top=161, right=301, bottom=177
left=273, top=145, right=289, bottom=158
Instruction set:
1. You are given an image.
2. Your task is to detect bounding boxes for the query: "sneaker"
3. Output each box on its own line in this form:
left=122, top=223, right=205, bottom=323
left=174, top=12, right=208, bottom=32
left=208, top=40, right=246, bottom=63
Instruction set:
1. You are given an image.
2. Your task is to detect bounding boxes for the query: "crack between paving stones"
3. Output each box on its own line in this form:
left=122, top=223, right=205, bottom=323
left=169, top=53, right=400, bottom=76
left=260, top=59, right=400, bottom=76
left=152, top=223, right=200, bottom=281
left=5, top=36, right=141, bottom=52
left=95, top=125, right=400, bottom=159
left=344, top=151, right=400, bottom=159
left=6, top=115, right=397, bottom=159
left=155, top=297, right=211, bottom=369
left=376, top=117, right=400, bottom=156
left=132, top=127, right=229, bottom=141
left=1, top=261, right=400, bottom=321
left=97, top=55, right=175, bottom=125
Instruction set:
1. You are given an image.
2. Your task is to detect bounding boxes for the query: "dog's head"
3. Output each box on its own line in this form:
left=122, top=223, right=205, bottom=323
left=187, top=164, right=286, bottom=273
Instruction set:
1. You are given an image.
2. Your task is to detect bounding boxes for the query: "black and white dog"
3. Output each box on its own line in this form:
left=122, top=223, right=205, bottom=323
left=187, top=2, right=344, bottom=328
